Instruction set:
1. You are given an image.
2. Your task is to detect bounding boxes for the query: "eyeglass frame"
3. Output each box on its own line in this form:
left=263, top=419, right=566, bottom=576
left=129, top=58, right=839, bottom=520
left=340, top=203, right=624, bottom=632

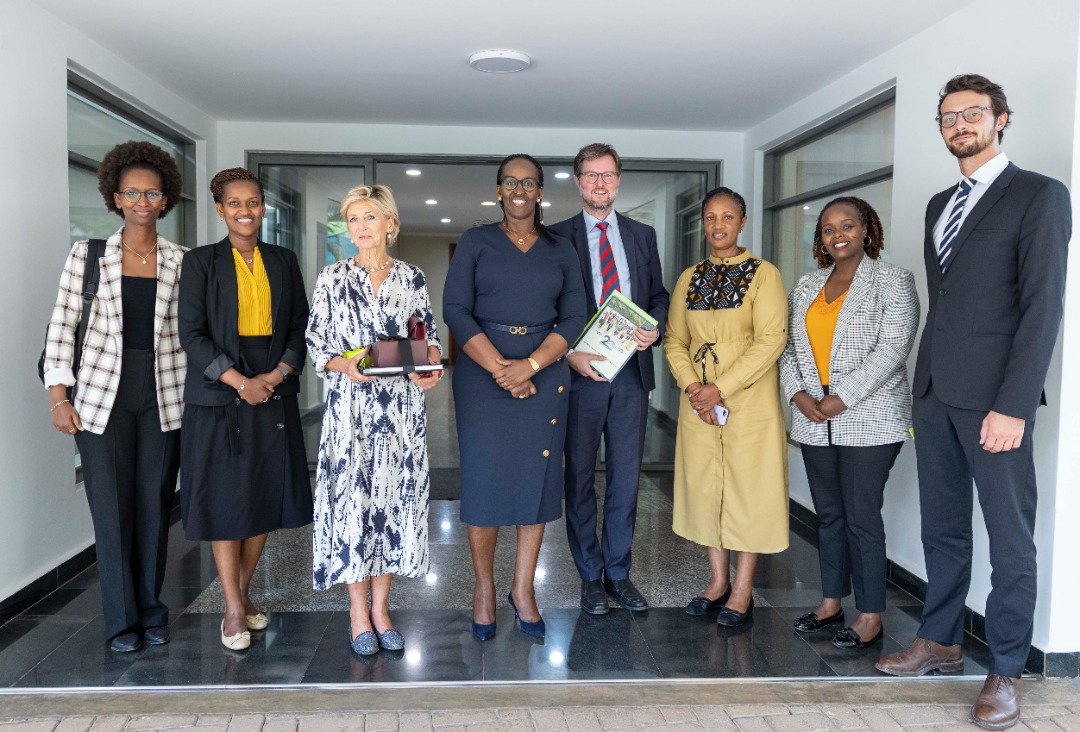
left=118, top=189, right=165, bottom=203
left=498, top=177, right=540, bottom=192
left=577, top=171, right=620, bottom=184
left=935, top=105, right=994, bottom=129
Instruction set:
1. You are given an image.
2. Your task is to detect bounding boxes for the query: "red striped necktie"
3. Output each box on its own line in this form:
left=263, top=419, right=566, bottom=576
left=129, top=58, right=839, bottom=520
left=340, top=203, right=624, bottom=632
left=596, top=221, right=621, bottom=302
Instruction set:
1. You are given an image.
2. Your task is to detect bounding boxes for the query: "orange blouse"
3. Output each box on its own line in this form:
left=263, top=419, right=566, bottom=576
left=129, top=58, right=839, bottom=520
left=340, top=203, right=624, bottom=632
left=805, top=288, right=846, bottom=386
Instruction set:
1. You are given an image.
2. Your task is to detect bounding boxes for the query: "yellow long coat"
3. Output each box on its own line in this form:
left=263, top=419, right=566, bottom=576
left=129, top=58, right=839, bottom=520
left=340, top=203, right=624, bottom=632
left=663, top=250, right=789, bottom=553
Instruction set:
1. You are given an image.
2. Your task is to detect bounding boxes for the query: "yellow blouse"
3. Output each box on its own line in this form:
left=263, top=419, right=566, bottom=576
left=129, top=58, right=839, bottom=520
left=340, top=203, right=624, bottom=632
left=234, top=247, right=272, bottom=336
left=805, top=288, right=846, bottom=386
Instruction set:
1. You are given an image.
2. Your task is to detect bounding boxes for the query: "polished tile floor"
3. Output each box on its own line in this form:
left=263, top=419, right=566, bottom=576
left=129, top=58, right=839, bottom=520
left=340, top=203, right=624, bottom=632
left=0, top=383, right=992, bottom=688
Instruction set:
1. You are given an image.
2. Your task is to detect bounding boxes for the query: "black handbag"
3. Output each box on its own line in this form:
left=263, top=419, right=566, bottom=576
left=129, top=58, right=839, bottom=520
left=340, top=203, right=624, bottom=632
left=37, top=239, right=106, bottom=393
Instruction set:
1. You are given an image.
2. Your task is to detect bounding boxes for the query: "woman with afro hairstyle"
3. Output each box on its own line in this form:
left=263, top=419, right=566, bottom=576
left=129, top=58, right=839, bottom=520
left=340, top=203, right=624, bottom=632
left=42, top=140, right=188, bottom=652
left=178, top=167, right=312, bottom=651
left=779, top=196, right=919, bottom=649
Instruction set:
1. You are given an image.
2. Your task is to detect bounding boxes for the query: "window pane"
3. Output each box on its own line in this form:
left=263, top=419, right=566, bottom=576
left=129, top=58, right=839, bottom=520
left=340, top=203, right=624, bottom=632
left=773, top=104, right=894, bottom=201
left=68, top=91, right=184, bottom=166
left=770, top=178, right=893, bottom=289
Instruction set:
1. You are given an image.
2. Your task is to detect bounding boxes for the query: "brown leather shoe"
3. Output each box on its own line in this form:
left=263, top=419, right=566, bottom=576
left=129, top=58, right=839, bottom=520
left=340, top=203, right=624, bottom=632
left=874, top=637, right=963, bottom=676
left=970, top=673, right=1021, bottom=730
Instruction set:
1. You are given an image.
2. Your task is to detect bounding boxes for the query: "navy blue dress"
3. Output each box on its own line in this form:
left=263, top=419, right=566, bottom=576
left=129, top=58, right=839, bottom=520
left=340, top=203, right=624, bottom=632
left=444, top=224, right=587, bottom=526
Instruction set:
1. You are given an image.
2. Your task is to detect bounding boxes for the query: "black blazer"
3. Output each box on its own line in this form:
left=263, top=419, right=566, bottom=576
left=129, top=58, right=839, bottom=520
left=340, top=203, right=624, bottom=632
left=178, top=238, right=309, bottom=407
left=549, top=212, right=670, bottom=392
left=912, top=162, right=1071, bottom=421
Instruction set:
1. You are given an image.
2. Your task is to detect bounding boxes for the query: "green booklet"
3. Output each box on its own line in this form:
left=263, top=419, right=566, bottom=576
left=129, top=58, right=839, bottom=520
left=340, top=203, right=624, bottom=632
left=572, top=291, right=658, bottom=381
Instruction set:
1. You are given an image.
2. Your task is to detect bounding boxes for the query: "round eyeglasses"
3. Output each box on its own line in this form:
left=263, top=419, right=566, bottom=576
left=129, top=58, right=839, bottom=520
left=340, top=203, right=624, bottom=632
left=119, top=189, right=165, bottom=203
left=936, top=106, right=992, bottom=129
left=498, top=177, right=540, bottom=192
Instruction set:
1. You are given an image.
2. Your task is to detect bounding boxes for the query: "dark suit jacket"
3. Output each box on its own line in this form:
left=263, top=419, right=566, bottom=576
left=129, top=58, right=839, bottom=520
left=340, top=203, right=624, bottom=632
left=178, top=238, right=309, bottom=406
left=912, top=162, right=1071, bottom=421
left=549, top=212, right=670, bottom=392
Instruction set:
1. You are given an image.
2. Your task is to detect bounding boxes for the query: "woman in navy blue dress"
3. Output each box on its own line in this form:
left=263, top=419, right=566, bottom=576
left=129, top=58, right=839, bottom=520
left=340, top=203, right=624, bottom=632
left=444, top=154, right=587, bottom=640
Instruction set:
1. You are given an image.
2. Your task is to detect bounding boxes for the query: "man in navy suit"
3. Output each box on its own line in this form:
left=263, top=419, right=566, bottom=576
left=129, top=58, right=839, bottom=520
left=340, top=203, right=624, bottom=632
left=875, top=75, right=1071, bottom=730
left=550, top=143, right=670, bottom=614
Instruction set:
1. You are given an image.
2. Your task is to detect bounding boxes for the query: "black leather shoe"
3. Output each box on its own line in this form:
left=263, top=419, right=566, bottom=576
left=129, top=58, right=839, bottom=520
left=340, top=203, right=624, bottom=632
left=684, top=586, right=732, bottom=616
left=109, top=631, right=141, bottom=652
left=831, top=625, right=883, bottom=649
left=793, top=609, right=845, bottom=632
left=143, top=626, right=171, bottom=645
left=603, top=577, right=648, bottom=612
left=580, top=580, right=610, bottom=615
left=716, top=597, right=754, bottom=627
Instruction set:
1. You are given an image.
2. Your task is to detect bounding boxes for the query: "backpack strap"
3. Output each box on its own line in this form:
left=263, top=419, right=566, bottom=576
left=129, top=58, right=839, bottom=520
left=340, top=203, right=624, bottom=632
left=72, top=239, right=106, bottom=376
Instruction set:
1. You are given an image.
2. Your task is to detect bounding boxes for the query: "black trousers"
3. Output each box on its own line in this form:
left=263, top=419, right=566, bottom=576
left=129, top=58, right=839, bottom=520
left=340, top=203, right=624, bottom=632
left=75, top=349, right=181, bottom=640
left=913, top=386, right=1037, bottom=678
left=801, top=440, right=902, bottom=613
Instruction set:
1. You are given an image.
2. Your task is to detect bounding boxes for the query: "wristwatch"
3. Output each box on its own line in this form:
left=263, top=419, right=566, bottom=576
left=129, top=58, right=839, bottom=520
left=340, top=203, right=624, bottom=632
left=527, top=357, right=541, bottom=372
left=275, top=365, right=290, bottom=379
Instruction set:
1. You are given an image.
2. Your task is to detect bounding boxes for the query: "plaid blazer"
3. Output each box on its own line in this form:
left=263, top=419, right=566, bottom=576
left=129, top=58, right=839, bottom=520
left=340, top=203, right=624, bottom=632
left=43, top=231, right=188, bottom=434
left=779, top=257, right=919, bottom=446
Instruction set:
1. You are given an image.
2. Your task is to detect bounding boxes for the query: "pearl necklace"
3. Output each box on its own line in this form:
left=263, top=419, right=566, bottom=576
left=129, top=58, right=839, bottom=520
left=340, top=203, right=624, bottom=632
left=353, top=254, right=392, bottom=272
left=501, top=223, right=536, bottom=247
left=122, top=238, right=157, bottom=265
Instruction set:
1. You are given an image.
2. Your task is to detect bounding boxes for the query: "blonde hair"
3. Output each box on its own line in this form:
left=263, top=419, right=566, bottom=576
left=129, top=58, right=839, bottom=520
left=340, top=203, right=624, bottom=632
left=339, top=184, right=400, bottom=246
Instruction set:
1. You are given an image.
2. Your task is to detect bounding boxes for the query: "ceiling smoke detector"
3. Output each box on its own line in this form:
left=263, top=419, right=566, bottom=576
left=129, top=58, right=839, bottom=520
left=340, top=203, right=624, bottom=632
left=469, top=50, right=531, bottom=73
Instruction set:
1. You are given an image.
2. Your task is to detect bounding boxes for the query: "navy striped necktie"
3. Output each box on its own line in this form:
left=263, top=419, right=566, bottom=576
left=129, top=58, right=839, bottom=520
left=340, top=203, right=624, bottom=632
left=596, top=221, right=621, bottom=302
left=937, top=177, right=973, bottom=271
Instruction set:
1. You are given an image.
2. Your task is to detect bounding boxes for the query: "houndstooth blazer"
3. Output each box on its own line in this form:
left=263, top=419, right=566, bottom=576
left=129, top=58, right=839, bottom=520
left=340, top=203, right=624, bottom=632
left=779, top=256, right=919, bottom=446
left=43, top=230, right=188, bottom=434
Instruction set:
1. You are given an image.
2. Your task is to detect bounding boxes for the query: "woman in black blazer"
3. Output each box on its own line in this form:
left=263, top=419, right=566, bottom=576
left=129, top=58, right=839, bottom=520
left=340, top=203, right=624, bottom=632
left=178, top=168, right=313, bottom=651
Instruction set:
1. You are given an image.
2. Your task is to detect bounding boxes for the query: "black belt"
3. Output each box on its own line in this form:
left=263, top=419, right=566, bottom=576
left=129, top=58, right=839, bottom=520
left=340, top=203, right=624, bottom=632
left=478, top=319, right=554, bottom=336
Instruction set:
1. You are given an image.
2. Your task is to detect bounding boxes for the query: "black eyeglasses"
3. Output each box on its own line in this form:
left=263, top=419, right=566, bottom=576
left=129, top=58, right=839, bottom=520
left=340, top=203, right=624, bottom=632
left=498, top=177, right=540, bottom=192
left=119, top=189, right=164, bottom=203
left=936, top=106, right=993, bottom=128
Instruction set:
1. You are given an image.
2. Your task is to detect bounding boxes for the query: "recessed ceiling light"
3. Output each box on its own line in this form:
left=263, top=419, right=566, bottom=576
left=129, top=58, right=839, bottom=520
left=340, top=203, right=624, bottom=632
left=405, top=169, right=421, bottom=176
left=541, top=201, right=551, bottom=207
left=480, top=200, right=497, bottom=206
left=554, top=172, right=571, bottom=180
left=469, top=49, right=531, bottom=74
left=803, top=205, right=811, bottom=210
left=440, top=218, right=451, bottom=223
left=425, top=199, right=437, bottom=205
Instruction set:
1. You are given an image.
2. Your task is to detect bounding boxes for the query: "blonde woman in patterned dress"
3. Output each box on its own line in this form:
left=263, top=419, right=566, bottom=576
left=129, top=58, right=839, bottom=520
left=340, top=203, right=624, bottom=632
left=663, top=187, right=789, bottom=628
left=305, top=185, right=442, bottom=656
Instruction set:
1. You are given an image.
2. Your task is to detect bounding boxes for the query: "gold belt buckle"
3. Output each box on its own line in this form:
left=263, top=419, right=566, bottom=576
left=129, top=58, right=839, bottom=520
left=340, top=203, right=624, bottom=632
left=509, top=325, right=527, bottom=335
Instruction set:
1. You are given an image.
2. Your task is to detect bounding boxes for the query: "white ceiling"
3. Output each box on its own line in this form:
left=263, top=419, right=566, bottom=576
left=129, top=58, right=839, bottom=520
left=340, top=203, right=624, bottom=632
left=34, top=0, right=969, bottom=130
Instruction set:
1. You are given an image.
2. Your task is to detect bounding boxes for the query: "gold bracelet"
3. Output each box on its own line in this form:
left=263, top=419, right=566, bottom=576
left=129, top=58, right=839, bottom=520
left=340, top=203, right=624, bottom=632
left=51, top=399, right=71, bottom=411
left=527, top=357, right=541, bottom=372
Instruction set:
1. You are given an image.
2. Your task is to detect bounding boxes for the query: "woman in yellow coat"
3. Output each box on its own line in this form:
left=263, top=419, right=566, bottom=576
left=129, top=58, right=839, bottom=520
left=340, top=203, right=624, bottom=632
left=663, top=187, right=789, bottom=627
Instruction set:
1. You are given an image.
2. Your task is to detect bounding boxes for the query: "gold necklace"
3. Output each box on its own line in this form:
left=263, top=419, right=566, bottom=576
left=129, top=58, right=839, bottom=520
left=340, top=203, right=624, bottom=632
left=122, top=238, right=157, bottom=265
left=233, top=247, right=256, bottom=265
left=353, top=254, right=392, bottom=272
left=501, top=223, right=536, bottom=247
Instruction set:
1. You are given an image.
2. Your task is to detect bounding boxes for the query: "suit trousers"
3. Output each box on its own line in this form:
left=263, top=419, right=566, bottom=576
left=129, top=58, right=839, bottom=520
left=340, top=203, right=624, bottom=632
left=75, top=348, right=181, bottom=640
left=564, top=364, right=647, bottom=582
left=913, top=385, right=1037, bottom=677
left=800, top=440, right=902, bottom=613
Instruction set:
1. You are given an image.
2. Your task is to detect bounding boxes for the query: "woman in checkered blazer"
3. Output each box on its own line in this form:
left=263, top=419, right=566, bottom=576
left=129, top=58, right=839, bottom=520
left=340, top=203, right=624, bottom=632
left=43, top=142, right=188, bottom=653
left=779, top=197, right=919, bottom=651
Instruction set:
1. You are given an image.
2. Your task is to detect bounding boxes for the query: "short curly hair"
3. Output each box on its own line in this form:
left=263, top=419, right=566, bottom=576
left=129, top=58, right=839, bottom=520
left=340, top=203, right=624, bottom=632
left=210, top=167, right=264, bottom=204
left=812, top=196, right=885, bottom=268
left=97, top=141, right=183, bottom=219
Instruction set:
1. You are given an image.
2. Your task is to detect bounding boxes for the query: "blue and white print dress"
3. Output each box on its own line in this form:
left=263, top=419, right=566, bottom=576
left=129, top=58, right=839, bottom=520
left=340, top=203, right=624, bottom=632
left=305, top=258, right=441, bottom=589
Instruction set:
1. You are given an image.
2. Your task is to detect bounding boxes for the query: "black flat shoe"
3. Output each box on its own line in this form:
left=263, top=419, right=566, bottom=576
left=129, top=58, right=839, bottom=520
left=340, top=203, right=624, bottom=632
left=716, top=597, right=754, bottom=627
left=831, top=625, right=883, bottom=649
left=684, top=586, right=732, bottom=616
left=793, top=609, right=845, bottom=632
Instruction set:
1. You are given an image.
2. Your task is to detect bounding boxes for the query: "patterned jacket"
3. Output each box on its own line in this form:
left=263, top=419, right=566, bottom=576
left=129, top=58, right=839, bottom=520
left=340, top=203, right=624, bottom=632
left=43, top=231, right=188, bottom=434
left=779, top=256, right=919, bottom=446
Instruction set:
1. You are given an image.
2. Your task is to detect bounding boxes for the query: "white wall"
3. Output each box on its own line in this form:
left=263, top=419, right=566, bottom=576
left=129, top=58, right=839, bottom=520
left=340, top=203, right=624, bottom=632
left=0, top=1, right=216, bottom=601
left=397, top=234, right=454, bottom=353
left=742, top=0, right=1080, bottom=655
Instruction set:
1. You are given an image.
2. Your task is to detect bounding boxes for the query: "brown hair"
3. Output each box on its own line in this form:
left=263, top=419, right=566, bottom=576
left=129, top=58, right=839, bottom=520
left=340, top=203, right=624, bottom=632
left=573, top=143, right=622, bottom=177
left=938, top=74, right=1012, bottom=143
left=812, top=196, right=885, bottom=268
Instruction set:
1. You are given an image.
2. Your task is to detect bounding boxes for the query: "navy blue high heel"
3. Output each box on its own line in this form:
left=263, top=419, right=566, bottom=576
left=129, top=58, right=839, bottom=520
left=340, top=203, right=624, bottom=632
left=507, top=591, right=545, bottom=638
left=471, top=621, right=496, bottom=641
